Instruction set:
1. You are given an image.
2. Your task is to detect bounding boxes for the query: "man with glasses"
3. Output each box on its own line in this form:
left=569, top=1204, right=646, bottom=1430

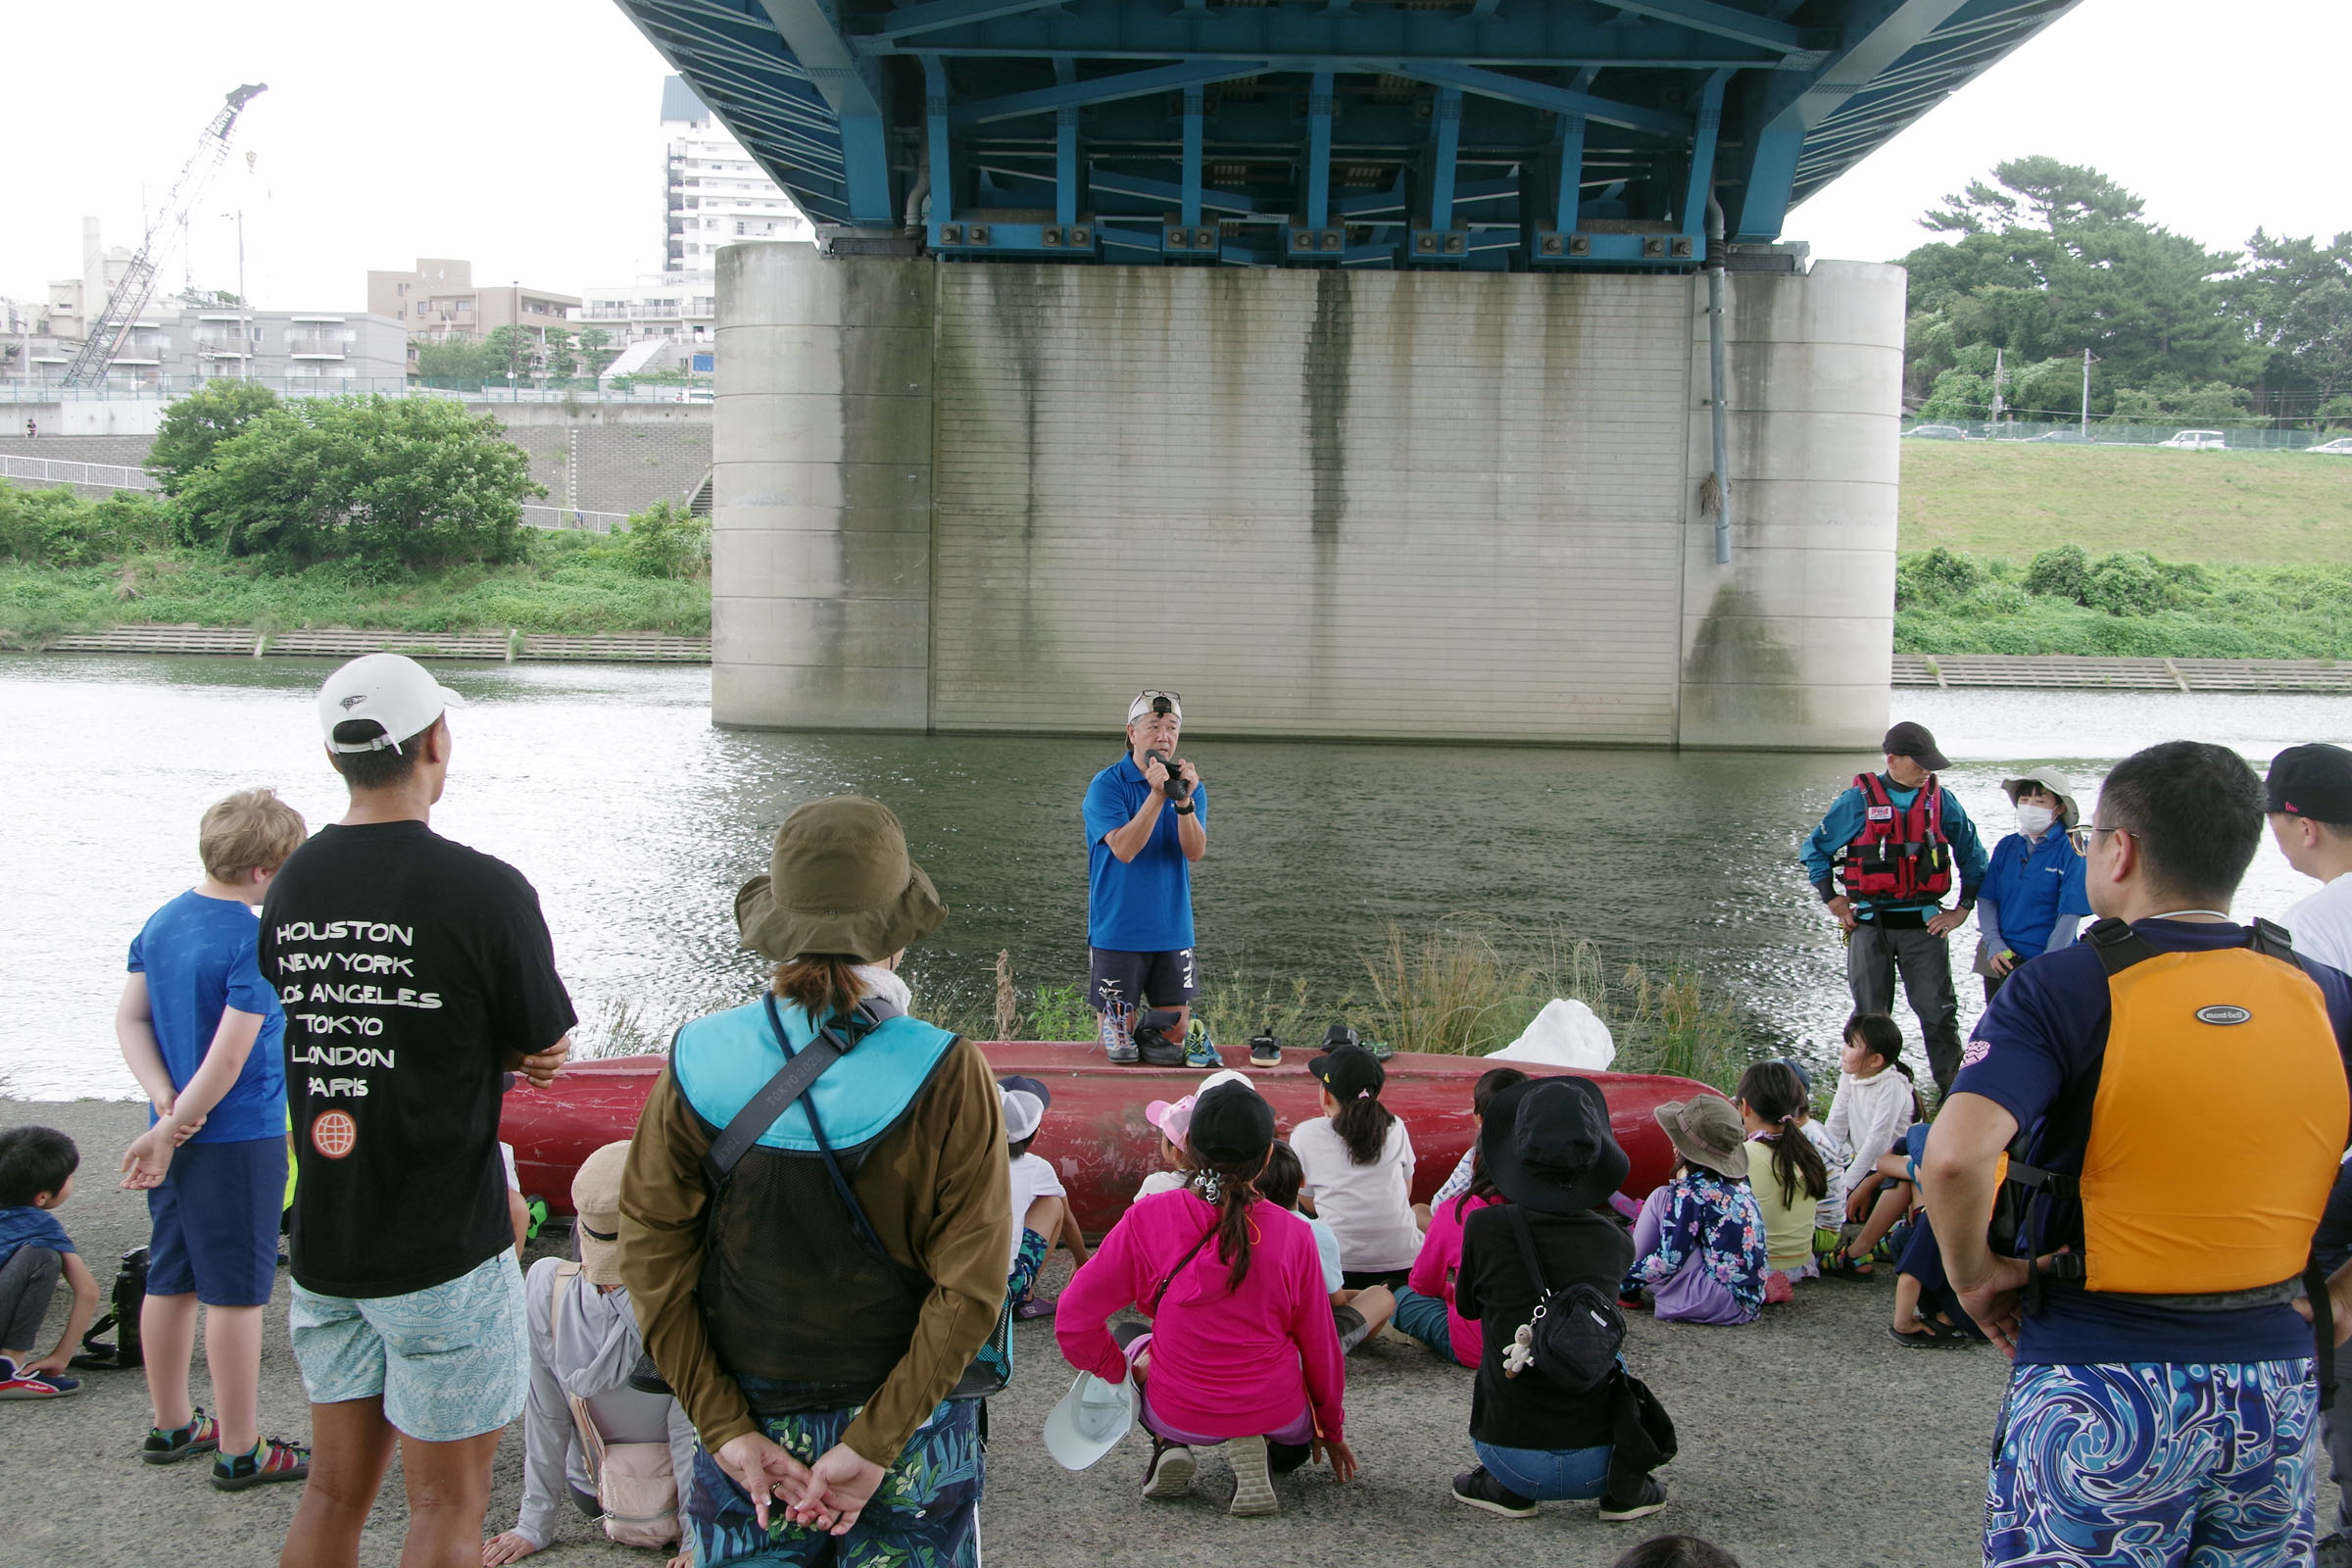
left=1801, top=721, right=1988, bottom=1094
left=1083, top=691, right=1207, bottom=1063
left=1925, top=740, right=2352, bottom=1568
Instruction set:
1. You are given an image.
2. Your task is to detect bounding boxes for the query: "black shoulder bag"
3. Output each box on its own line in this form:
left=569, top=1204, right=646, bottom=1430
left=702, top=993, right=1012, bottom=1402
left=1500, top=1207, right=1625, bottom=1396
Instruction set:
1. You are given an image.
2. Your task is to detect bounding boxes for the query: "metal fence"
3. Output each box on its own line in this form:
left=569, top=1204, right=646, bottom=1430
left=0, top=377, right=711, bottom=406
left=518, top=505, right=627, bottom=533
left=1900, top=418, right=2337, bottom=451
left=0, top=454, right=161, bottom=490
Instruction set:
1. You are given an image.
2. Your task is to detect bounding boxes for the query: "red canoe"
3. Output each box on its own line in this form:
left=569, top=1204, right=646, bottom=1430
left=504, top=1043, right=1721, bottom=1237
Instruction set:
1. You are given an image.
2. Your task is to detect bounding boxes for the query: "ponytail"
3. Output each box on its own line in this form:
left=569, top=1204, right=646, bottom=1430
left=772, top=955, right=867, bottom=1021
left=1332, top=1092, right=1396, bottom=1165
left=1735, top=1061, right=1828, bottom=1207
left=1453, top=1146, right=1500, bottom=1223
left=1892, top=1057, right=1926, bottom=1123
left=1187, top=1152, right=1264, bottom=1292
left=1844, top=1011, right=1926, bottom=1119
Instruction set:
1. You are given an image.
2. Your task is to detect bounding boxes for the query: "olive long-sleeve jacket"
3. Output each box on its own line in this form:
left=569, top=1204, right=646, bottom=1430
left=616, top=1033, right=1009, bottom=1466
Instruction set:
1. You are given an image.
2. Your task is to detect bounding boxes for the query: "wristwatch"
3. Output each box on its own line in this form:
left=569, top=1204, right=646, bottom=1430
left=1173, top=802, right=1196, bottom=816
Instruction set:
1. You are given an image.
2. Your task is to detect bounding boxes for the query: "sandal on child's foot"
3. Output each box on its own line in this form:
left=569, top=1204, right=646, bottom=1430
left=211, top=1437, right=310, bottom=1492
left=1819, top=1250, right=1874, bottom=1280
left=142, top=1407, right=220, bottom=1464
left=1886, top=1321, right=1969, bottom=1349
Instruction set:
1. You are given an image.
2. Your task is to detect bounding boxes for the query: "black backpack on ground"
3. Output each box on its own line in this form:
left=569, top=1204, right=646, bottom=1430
left=71, top=1246, right=149, bottom=1370
left=1500, top=1208, right=1625, bottom=1396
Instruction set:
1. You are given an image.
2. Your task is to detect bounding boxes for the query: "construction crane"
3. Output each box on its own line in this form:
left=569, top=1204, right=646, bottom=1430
left=62, top=82, right=268, bottom=388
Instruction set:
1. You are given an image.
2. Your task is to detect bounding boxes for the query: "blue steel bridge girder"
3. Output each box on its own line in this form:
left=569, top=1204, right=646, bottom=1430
left=614, top=0, right=2084, bottom=268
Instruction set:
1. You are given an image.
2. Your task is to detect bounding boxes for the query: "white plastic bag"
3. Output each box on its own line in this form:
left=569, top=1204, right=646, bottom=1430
left=1489, top=998, right=1616, bottom=1070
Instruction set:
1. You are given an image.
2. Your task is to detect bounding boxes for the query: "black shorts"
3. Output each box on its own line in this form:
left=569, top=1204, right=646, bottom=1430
left=1089, top=947, right=1199, bottom=1013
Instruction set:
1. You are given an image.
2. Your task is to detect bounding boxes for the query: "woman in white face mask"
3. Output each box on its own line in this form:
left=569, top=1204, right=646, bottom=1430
left=1972, top=767, right=2093, bottom=1001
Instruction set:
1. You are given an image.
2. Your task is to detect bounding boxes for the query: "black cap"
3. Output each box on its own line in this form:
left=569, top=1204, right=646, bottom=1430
left=1307, top=1043, right=1385, bottom=1102
left=1478, top=1077, right=1631, bottom=1215
left=2268, top=744, right=2352, bottom=825
left=1882, top=721, right=1950, bottom=771
left=996, top=1074, right=1053, bottom=1110
left=1186, top=1081, right=1274, bottom=1165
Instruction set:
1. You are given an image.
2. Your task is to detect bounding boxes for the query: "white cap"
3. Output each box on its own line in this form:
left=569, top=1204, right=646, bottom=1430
left=317, top=654, right=466, bottom=755
left=1197, top=1068, right=1254, bottom=1098
left=1125, top=689, right=1182, bottom=725
left=1001, top=1087, right=1046, bottom=1144
left=1043, top=1370, right=1135, bottom=1472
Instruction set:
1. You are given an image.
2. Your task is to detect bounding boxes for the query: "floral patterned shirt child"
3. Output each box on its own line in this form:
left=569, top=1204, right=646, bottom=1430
left=1621, top=1167, right=1770, bottom=1318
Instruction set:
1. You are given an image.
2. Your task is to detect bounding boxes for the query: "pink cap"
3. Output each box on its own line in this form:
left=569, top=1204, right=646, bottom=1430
left=1145, top=1095, right=1196, bottom=1148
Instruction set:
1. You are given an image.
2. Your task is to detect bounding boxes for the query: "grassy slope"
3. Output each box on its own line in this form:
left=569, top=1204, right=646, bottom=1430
left=0, top=550, right=710, bottom=641
left=1899, top=443, right=2352, bottom=564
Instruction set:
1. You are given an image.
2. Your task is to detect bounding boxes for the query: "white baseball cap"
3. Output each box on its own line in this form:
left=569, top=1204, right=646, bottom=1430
left=1125, top=689, right=1182, bottom=724
left=1043, top=1370, right=1134, bottom=1471
left=317, top=654, right=466, bottom=754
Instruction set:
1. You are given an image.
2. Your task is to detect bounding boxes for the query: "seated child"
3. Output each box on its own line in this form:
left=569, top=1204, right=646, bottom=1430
left=1138, top=1070, right=1257, bottom=1203
left=1613, top=1538, right=1745, bottom=1568
left=115, top=786, right=310, bottom=1487
left=1449, top=1077, right=1662, bottom=1522
left=1885, top=1126, right=1981, bottom=1348
left=1429, top=1067, right=1530, bottom=1206
left=1396, top=1145, right=1501, bottom=1368
left=1003, top=1075, right=1089, bottom=1321
left=1294, top=1044, right=1422, bottom=1290
left=1622, top=1097, right=1768, bottom=1326
left=1732, top=1062, right=1830, bottom=1298
left=1760, top=1057, right=1849, bottom=1252
left=1058, top=1083, right=1354, bottom=1516
left=1819, top=1014, right=1924, bottom=1279
left=1258, top=1141, right=1392, bottom=1352
left=0, top=1126, right=99, bottom=1397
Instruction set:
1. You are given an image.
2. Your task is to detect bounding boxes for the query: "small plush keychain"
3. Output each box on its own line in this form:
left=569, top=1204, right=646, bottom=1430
left=1502, top=1319, right=1539, bottom=1379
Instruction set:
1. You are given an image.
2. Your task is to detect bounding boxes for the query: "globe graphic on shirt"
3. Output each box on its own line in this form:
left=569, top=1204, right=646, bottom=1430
left=311, top=1111, right=357, bottom=1159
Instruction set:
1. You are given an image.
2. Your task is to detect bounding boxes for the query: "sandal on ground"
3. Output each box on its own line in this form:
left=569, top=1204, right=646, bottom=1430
left=1817, top=1250, right=1875, bottom=1280
left=1886, top=1321, right=1971, bottom=1349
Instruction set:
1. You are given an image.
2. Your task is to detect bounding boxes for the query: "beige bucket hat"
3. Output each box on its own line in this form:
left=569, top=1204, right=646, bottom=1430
left=2000, top=766, right=2081, bottom=828
left=571, top=1141, right=632, bottom=1288
left=1653, top=1095, right=1750, bottom=1180
left=734, top=796, right=948, bottom=962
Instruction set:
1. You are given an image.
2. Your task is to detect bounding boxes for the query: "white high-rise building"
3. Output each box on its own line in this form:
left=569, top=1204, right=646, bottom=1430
left=662, top=75, right=812, bottom=270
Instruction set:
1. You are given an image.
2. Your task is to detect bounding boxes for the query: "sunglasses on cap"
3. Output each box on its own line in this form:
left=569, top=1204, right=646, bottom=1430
left=1128, top=690, right=1183, bottom=720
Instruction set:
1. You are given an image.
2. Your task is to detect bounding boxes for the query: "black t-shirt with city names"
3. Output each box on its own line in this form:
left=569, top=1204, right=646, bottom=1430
left=260, top=819, right=575, bottom=1298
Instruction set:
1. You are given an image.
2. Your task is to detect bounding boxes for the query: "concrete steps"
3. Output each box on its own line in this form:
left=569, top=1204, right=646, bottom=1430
left=13, top=624, right=710, bottom=663
left=1894, top=654, right=2352, bottom=693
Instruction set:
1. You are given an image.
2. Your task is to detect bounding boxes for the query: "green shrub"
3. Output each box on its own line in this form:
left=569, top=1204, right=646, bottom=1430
left=0, top=486, right=176, bottom=566
left=1895, top=546, right=1985, bottom=608
left=617, top=500, right=710, bottom=581
left=147, top=381, right=281, bottom=495
left=2025, top=543, right=2091, bottom=602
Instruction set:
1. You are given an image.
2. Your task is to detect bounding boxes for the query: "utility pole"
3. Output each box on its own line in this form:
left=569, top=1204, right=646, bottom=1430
left=1991, top=347, right=2006, bottom=432
left=2082, top=348, right=2092, bottom=440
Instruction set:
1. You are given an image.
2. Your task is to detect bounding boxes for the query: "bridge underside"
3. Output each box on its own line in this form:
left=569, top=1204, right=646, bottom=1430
left=616, top=0, right=2079, bottom=270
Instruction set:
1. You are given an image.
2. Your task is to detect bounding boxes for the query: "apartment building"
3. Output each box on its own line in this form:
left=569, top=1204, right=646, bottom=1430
left=661, top=75, right=812, bottom=270
left=11, top=307, right=407, bottom=387
left=367, top=259, right=581, bottom=344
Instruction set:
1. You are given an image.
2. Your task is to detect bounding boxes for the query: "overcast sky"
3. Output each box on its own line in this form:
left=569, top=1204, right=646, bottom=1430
left=2, top=0, right=2341, bottom=312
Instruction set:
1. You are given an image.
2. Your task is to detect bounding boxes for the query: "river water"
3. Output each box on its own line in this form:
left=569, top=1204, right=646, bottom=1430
left=6, top=655, right=2347, bottom=1100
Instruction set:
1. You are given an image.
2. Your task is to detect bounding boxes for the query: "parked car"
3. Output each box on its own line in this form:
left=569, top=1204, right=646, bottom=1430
left=2033, top=431, right=2092, bottom=443
left=2157, top=429, right=2228, bottom=450
left=1903, top=423, right=1968, bottom=440
left=2311, top=437, right=2352, bottom=455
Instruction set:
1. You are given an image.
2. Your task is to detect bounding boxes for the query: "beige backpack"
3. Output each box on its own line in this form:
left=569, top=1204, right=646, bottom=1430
left=550, top=1262, right=680, bottom=1549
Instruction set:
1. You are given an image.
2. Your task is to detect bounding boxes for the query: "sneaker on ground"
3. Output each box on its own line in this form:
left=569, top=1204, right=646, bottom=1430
left=0, top=1365, right=80, bottom=1399
left=1597, top=1475, right=1668, bottom=1522
left=1225, top=1434, right=1279, bottom=1516
left=1183, top=1022, right=1223, bottom=1069
left=1102, top=1010, right=1140, bottom=1065
left=1451, top=1466, right=1538, bottom=1519
left=212, top=1437, right=310, bottom=1492
left=143, top=1407, right=221, bottom=1464
left=1141, top=1439, right=1196, bottom=1500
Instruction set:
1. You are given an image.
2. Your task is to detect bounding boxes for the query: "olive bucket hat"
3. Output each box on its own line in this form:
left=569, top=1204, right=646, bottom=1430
left=735, top=796, right=949, bottom=962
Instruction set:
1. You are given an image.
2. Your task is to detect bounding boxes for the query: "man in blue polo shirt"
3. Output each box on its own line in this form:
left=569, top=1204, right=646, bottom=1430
left=1083, top=690, right=1206, bottom=1064
left=1924, top=740, right=2352, bottom=1568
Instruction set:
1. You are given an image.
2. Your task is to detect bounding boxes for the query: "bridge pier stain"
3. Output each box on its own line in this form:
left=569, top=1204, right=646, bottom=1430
left=1304, top=270, right=1352, bottom=709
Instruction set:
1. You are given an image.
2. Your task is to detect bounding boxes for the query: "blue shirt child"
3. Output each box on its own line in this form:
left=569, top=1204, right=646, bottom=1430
left=0, top=1206, right=75, bottom=1271
left=1083, top=756, right=1208, bottom=952
left=126, top=890, right=286, bottom=1145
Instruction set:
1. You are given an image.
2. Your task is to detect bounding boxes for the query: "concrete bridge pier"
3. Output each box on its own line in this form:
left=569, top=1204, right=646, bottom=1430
left=712, top=242, right=1899, bottom=750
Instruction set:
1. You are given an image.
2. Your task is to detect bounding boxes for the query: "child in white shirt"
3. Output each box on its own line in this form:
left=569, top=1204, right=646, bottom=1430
left=1002, top=1076, right=1089, bottom=1320
left=1819, top=1014, right=1925, bottom=1279
left=1292, top=1044, right=1424, bottom=1288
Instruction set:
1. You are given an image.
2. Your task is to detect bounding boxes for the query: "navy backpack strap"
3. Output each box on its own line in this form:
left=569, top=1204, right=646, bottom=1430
left=2084, top=917, right=2161, bottom=976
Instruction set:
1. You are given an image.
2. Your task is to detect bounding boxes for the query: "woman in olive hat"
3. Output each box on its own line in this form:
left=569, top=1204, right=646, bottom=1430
left=618, top=797, right=1010, bottom=1567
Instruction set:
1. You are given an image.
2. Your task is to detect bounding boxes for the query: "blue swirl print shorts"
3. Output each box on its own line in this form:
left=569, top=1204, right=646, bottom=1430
left=288, top=1250, right=529, bottom=1443
left=688, top=1396, right=982, bottom=1568
left=1985, top=1359, right=2319, bottom=1567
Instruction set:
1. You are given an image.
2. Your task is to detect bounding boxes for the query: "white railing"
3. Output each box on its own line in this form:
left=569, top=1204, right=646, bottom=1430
left=0, top=454, right=161, bottom=491
left=519, top=505, right=626, bottom=533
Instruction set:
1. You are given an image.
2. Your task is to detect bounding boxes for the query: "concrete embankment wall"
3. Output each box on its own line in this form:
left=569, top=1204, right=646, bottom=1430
left=711, top=246, right=1901, bottom=748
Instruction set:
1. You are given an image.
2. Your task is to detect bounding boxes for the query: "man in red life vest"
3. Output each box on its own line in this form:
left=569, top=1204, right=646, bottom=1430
left=1800, top=721, right=1988, bottom=1094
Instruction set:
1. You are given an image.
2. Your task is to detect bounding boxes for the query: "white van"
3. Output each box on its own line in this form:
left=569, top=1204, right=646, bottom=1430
left=2158, top=429, right=2227, bottom=450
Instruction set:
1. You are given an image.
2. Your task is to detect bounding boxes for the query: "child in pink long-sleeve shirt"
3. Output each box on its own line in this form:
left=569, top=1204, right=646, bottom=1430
left=1057, top=1082, right=1355, bottom=1516
left=1396, top=1174, right=1500, bottom=1368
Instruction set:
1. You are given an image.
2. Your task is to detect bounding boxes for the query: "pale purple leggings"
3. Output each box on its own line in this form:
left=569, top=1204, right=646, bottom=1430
left=1121, top=1332, right=1317, bottom=1446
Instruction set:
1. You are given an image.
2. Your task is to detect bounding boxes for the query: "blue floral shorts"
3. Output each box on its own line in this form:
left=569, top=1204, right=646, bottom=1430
left=689, top=1397, right=983, bottom=1567
left=1986, top=1359, right=2319, bottom=1567
left=287, top=1250, right=528, bottom=1443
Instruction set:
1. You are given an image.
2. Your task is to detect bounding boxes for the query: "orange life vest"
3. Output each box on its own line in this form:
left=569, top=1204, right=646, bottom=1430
left=2001, top=918, right=2348, bottom=1302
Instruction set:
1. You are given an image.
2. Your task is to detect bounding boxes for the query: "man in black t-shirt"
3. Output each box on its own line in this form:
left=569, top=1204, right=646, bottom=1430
left=261, top=653, right=573, bottom=1568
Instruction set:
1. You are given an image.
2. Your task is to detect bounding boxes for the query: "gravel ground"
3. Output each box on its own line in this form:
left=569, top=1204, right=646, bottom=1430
left=8, top=1096, right=2326, bottom=1568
